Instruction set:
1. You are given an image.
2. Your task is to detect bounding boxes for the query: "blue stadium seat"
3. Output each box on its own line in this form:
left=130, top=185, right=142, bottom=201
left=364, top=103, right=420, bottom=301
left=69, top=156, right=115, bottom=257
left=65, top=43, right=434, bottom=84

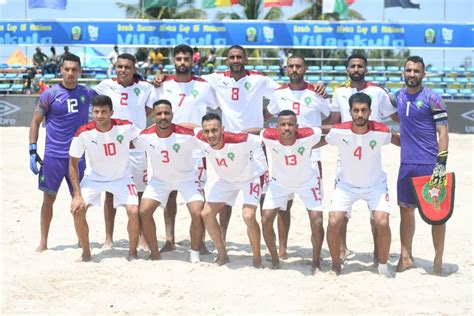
left=433, top=88, right=445, bottom=95
left=254, top=65, right=267, bottom=72
left=42, top=74, right=56, bottom=80
left=4, top=73, right=17, bottom=79
left=269, top=75, right=280, bottom=82
left=0, top=83, right=11, bottom=92
left=429, top=77, right=442, bottom=83
left=216, top=65, right=227, bottom=71
left=245, top=65, right=254, bottom=70
left=267, top=65, right=280, bottom=72
left=334, top=66, right=346, bottom=72
left=326, top=87, right=333, bottom=95
left=280, top=77, right=290, bottom=83
left=146, top=75, right=155, bottom=81
left=334, top=76, right=346, bottom=82
left=95, top=74, right=107, bottom=80
left=306, top=75, right=320, bottom=82
left=10, top=64, right=21, bottom=69
left=163, top=64, right=175, bottom=73
left=321, top=65, right=333, bottom=71
left=389, top=88, right=400, bottom=93
left=388, top=76, right=401, bottom=82
left=10, top=84, right=24, bottom=92
left=457, top=77, right=469, bottom=84
left=454, top=67, right=466, bottom=74
left=321, top=75, right=333, bottom=82
left=459, top=89, right=473, bottom=99
left=0, top=73, right=4, bottom=79
left=466, top=67, right=474, bottom=73
left=365, top=76, right=375, bottom=82
left=443, top=77, right=455, bottom=83
left=375, top=76, right=387, bottom=83
left=428, top=66, right=439, bottom=73
left=366, top=66, right=373, bottom=71
left=307, top=66, right=320, bottom=73
left=374, top=66, right=386, bottom=72
left=442, top=66, right=453, bottom=73
left=387, top=66, right=400, bottom=72
left=445, top=88, right=458, bottom=95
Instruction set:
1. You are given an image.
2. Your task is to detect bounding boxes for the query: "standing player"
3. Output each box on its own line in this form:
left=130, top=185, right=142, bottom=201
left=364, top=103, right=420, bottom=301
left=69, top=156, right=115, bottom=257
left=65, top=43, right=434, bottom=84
left=260, top=110, right=326, bottom=271
left=29, top=54, right=97, bottom=252
left=133, top=99, right=205, bottom=262
left=94, top=53, right=155, bottom=248
left=266, top=55, right=331, bottom=259
left=153, top=44, right=217, bottom=252
left=325, top=92, right=399, bottom=276
left=195, top=113, right=268, bottom=267
left=328, top=53, right=399, bottom=262
left=390, top=56, right=449, bottom=276
left=69, top=95, right=141, bottom=261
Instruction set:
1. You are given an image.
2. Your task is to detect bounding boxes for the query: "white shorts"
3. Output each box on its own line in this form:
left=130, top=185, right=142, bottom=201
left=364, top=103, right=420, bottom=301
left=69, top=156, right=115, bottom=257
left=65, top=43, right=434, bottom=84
left=129, top=151, right=147, bottom=192
left=81, top=176, right=139, bottom=208
left=330, top=179, right=390, bottom=217
left=206, top=175, right=262, bottom=207
left=142, top=177, right=204, bottom=206
left=263, top=177, right=323, bottom=211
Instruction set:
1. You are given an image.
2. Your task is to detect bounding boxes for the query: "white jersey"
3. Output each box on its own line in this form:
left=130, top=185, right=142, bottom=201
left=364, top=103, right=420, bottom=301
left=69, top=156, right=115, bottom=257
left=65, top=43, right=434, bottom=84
left=195, top=129, right=267, bottom=183
left=132, top=124, right=199, bottom=184
left=95, top=78, right=154, bottom=129
left=203, top=71, right=279, bottom=131
left=325, top=121, right=391, bottom=187
left=69, top=119, right=140, bottom=182
left=154, top=75, right=218, bottom=125
left=331, top=82, right=397, bottom=123
left=261, top=127, right=322, bottom=188
left=268, top=83, right=330, bottom=127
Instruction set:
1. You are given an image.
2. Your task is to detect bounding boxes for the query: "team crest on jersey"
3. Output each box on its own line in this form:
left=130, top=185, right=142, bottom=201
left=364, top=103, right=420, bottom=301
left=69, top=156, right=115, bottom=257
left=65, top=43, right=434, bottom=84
left=80, top=95, right=86, bottom=104
left=173, top=143, right=180, bottom=153
left=39, top=175, right=45, bottom=183
left=297, top=147, right=305, bottom=155
left=416, top=100, right=423, bottom=109
left=369, top=140, right=377, bottom=149
left=304, top=97, right=311, bottom=106
left=244, top=82, right=252, bottom=91
left=191, top=89, right=198, bottom=98
left=227, top=152, right=235, bottom=161
left=116, top=135, right=124, bottom=144
left=133, top=88, right=140, bottom=96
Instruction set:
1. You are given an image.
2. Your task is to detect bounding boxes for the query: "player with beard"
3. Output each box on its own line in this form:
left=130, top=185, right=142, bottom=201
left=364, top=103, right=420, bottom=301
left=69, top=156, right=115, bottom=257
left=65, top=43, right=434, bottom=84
left=328, top=54, right=399, bottom=264
left=266, top=55, right=331, bottom=259
left=390, top=56, right=449, bottom=276
left=153, top=45, right=217, bottom=253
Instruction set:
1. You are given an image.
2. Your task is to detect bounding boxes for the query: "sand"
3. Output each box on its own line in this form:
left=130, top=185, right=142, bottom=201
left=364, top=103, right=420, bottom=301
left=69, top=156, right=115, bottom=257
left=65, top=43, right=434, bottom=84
left=1, top=127, right=473, bottom=315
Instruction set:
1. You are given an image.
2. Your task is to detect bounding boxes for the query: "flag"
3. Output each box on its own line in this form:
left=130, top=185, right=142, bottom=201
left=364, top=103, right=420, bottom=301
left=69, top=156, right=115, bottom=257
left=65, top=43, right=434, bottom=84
left=144, top=0, right=177, bottom=9
left=203, top=0, right=238, bottom=9
left=28, top=0, right=67, bottom=10
left=263, top=0, right=293, bottom=7
left=384, top=0, right=420, bottom=9
left=322, top=0, right=356, bottom=19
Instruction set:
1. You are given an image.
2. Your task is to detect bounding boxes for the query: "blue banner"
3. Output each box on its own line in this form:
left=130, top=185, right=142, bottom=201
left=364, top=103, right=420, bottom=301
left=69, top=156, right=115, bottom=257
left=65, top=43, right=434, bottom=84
left=0, top=20, right=472, bottom=49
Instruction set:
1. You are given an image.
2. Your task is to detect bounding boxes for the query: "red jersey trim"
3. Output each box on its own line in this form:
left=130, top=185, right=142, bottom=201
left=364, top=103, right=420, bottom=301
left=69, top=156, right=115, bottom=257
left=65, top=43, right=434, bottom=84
left=112, top=77, right=140, bottom=86
left=223, top=70, right=264, bottom=78
left=172, top=124, right=195, bottom=136
left=332, top=121, right=390, bottom=134
left=296, top=127, right=315, bottom=138
left=74, top=121, right=97, bottom=137
left=263, top=128, right=314, bottom=141
left=140, top=124, right=157, bottom=135
left=196, top=130, right=248, bottom=144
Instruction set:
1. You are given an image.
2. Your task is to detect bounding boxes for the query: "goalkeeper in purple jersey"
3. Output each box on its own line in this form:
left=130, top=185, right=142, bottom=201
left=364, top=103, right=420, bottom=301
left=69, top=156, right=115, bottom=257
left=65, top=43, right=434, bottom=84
left=29, top=54, right=97, bottom=252
left=390, top=56, right=449, bottom=276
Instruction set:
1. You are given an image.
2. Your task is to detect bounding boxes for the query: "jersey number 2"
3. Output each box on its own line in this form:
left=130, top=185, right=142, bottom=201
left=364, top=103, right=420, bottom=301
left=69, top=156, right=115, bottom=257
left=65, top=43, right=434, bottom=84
left=120, top=92, right=128, bottom=106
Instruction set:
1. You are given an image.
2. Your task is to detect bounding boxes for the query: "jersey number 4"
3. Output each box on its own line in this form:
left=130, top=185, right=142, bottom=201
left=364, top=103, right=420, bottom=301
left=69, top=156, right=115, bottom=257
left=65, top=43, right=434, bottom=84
left=353, top=146, right=362, bottom=160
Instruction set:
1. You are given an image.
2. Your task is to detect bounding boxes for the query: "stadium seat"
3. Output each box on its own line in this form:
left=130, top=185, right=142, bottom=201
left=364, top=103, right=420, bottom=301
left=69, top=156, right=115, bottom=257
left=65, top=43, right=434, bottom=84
left=321, top=75, right=333, bottom=82
left=386, top=66, right=400, bottom=72
left=457, top=77, right=469, bottom=85
left=266, top=65, right=280, bottom=72
left=428, top=66, right=439, bottom=73
left=269, top=75, right=280, bottom=82
left=442, top=67, right=453, bottom=73
left=10, top=64, right=21, bottom=69
left=245, top=65, right=254, bottom=70
left=95, top=74, right=107, bottom=80
left=334, top=76, right=346, bottom=82
left=280, top=77, right=290, bottom=83
left=365, top=76, right=375, bottom=82
left=326, top=87, right=333, bottom=95
left=443, top=77, right=455, bottom=83
left=444, top=88, right=458, bottom=98
left=0, top=63, right=9, bottom=70
left=216, top=65, right=227, bottom=71
left=42, top=74, right=55, bottom=80
left=388, top=76, right=401, bottom=82
left=454, top=67, right=466, bottom=74
left=306, top=66, right=320, bottom=73
left=386, top=82, right=404, bottom=89
left=0, top=83, right=11, bottom=92
left=429, top=77, right=442, bottom=83
left=306, top=75, right=320, bottom=82
left=254, top=65, right=267, bottom=72
left=4, top=73, right=17, bottom=80
left=334, top=65, right=346, bottom=72
left=366, top=66, right=373, bottom=71
left=433, top=88, right=445, bottom=95
left=375, top=76, right=387, bottom=83
left=321, top=65, right=333, bottom=72
left=374, top=66, right=386, bottom=72
left=389, top=88, right=400, bottom=93
left=146, top=75, right=155, bottom=81
left=0, top=73, right=4, bottom=79
left=459, top=89, right=473, bottom=99
left=10, top=84, right=24, bottom=92
left=447, top=83, right=463, bottom=90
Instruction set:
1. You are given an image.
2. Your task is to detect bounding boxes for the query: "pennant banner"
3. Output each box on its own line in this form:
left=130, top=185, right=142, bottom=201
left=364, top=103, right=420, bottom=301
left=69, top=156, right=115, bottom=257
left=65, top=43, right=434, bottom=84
left=144, top=0, right=177, bottom=9
left=384, top=0, right=420, bottom=9
left=322, top=0, right=355, bottom=19
left=410, top=172, right=455, bottom=225
left=28, top=0, right=67, bottom=10
left=263, top=0, right=293, bottom=8
left=203, top=0, right=238, bottom=9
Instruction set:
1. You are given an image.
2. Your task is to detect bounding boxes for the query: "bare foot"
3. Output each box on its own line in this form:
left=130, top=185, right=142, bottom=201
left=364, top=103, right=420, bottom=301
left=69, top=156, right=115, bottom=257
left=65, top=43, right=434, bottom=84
left=252, top=256, right=262, bottom=269
left=396, top=256, right=414, bottom=272
left=77, top=253, right=91, bottom=262
left=159, top=241, right=176, bottom=253
left=138, top=237, right=149, bottom=251
left=148, top=252, right=161, bottom=261
left=127, top=254, right=138, bottom=261
left=102, top=240, right=113, bottom=250
left=278, top=250, right=288, bottom=260
left=271, top=258, right=281, bottom=270
left=214, top=254, right=229, bottom=266
left=340, top=249, right=354, bottom=262
left=331, top=264, right=341, bottom=276
left=199, top=243, right=211, bottom=255
left=36, top=245, right=47, bottom=253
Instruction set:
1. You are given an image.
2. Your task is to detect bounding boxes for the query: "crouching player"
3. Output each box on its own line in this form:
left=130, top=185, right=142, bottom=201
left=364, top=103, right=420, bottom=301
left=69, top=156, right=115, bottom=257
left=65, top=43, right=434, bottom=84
left=69, top=95, right=141, bottom=261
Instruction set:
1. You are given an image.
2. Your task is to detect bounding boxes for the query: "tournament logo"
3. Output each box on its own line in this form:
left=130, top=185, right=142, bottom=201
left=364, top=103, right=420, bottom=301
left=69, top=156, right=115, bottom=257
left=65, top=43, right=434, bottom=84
left=246, top=27, right=257, bottom=42
left=424, top=28, right=436, bottom=44
left=71, top=26, right=82, bottom=41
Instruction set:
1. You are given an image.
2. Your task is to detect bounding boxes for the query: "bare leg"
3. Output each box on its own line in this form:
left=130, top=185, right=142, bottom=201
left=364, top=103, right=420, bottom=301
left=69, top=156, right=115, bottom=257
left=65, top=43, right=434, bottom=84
left=36, top=192, right=56, bottom=252
left=103, top=192, right=116, bottom=249
left=137, top=192, right=149, bottom=251
left=277, top=199, right=293, bottom=259
left=161, top=190, right=178, bottom=253
left=261, top=208, right=280, bottom=269
left=340, top=216, right=349, bottom=260
left=371, top=217, right=378, bottom=266
left=72, top=206, right=91, bottom=261
left=308, top=210, right=324, bottom=272
left=397, top=206, right=415, bottom=272
left=242, top=205, right=262, bottom=268
left=187, top=201, right=205, bottom=251
left=432, top=223, right=446, bottom=276
left=202, top=202, right=228, bottom=265
left=139, top=198, right=161, bottom=260
left=219, top=205, right=232, bottom=244
left=327, top=211, right=346, bottom=275
left=126, top=205, right=140, bottom=259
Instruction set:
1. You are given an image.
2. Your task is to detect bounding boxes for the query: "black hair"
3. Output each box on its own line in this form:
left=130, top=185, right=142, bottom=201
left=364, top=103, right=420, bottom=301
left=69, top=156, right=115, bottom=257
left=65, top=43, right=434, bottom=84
left=117, top=53, right=136, bottom=64
left=91, top=95, right=113, bottom=111
left=174, top=44, right=193, bottom=57
left=278, top=109, right=297, bottom=118
left=61, top=53, right=81, bottom=67
left=227, top=45, right=246, bottom=57
left=405, top=55, right=425, bottom=70
left=348, top=92, right=372, bottom=109
left=153, top=99, right=172, bottom=109
left=346, top=53, right=368, bottom=67
left=201, top=113, right=222, bottom=124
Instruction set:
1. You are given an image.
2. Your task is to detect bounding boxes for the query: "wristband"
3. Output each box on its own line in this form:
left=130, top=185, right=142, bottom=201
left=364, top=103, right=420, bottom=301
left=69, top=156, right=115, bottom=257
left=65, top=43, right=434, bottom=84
left=29, top=143, right=37, bottom=155
left=436, top=150, right=448, bottom=166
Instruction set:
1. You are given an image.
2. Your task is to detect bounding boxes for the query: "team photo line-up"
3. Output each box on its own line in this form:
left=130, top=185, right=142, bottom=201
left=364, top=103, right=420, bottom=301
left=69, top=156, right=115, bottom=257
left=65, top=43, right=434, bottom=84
left=29, top=44, right=450, bottom=277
